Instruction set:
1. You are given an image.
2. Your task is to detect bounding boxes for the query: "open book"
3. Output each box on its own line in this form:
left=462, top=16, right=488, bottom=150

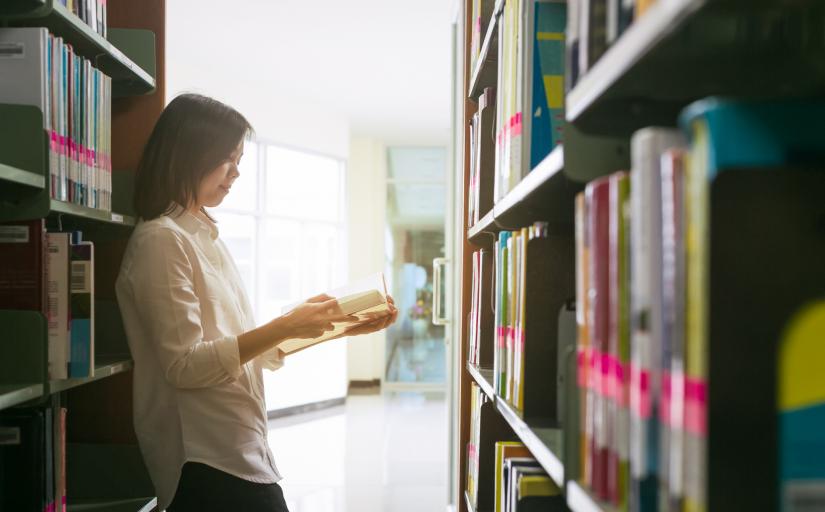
left=278, top=283, right=391, bottom=355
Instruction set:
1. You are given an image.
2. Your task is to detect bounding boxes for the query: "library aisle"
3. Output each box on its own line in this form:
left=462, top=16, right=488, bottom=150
left=268, top=392, right=448, bottom=512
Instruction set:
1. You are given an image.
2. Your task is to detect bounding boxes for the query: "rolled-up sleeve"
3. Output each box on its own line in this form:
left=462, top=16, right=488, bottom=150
left=127, top=228, right=242, bottom=388
left=259, top=347, right=285, bottom=371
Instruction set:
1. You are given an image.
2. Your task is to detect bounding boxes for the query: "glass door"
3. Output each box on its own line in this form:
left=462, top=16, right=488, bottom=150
left=384, top=147, right=448, bottom=389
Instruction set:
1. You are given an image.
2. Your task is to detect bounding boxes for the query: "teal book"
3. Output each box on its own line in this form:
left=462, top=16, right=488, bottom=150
left=69, top=240, right=94, bottom=378
left=529, top=1, right=566, bottom=171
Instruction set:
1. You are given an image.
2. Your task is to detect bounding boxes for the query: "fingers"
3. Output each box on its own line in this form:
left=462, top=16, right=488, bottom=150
left=307, top=293, right=334, bottom=304
left=386, top=294, right=395, bottom=306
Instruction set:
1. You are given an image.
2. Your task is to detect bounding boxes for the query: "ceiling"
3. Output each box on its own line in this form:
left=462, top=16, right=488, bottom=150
left=166, top=0, right=455, bottom=145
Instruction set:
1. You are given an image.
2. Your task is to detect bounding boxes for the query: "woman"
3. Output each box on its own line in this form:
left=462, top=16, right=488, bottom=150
left=115, top=93, right=397, bottom=512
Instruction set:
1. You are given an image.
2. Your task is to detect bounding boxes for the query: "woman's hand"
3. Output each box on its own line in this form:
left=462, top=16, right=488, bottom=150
left=342, top=294, right=399, bottom=337
left=280, top=294, right=356, bottom=340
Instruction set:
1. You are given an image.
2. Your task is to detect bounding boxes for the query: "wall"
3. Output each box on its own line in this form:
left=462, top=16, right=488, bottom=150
left=346, top=135, right=389, bottom=382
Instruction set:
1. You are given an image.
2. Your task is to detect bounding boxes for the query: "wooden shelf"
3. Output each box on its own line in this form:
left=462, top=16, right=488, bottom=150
left=68, top=496, right=157, bottom=512
left=48, top=357, right=133, bottom=394
left=467, top=363, right=565, bottom=487
left=50, top=200, right=136, bottom=227
left=0, top=162, right=45, bottom=189
left=566, top=481, right=620, bottom=512
left=468, top=8, right=499, bottom=99
left=0, top=383, right=44, bottom=412
left=566, top=0, right=825, bottom=134
left=0, top=0, right=156, bottom=96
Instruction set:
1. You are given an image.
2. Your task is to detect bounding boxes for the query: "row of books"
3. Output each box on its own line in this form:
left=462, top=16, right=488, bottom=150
left=58, top=0, right=108, bottom=38
left=494, top=442, right=564, bottom=512
left=566, top=0, right=658, bottom=91
left=575, top=98, right=825, bottom=511
left=0, top=219, right=95, bottom=381
left=468, top=220, right=572, bottom=421
left=0, top=28, right=113, bottom=212
left=466, top=386, right=566, bottom=512
left=0, top=402, right=67, bottom=512
left=493, top=0, right=566, bottom=204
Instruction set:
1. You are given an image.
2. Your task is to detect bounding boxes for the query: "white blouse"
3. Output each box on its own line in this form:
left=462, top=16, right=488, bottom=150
left=115, top=207, right=284, bottom=511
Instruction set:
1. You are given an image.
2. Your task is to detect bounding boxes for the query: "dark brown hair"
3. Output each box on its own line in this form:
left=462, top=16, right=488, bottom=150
left=134, top=93, right=253, bottom=220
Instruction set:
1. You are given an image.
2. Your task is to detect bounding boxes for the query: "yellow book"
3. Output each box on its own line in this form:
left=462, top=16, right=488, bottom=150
left=495, top=442, right=532, bottom=512
left=684, top=119, right=709, bottom=512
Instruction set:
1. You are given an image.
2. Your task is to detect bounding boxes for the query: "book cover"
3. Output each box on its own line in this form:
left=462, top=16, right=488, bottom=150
left=607, top=171, right=629, bottom=508
left=628, top=127, right=685, bottom=512
left=585, top=175, right=611, bottom=500
left=779, top=302, right=825, bottom=512
left=0, top=220, right=47, bottom=313
left=516, top=474, right=565, bottom=511
left=477, top=87, right=497, bottom=221
left=527, top=0, right=566, bottom=172
left=47, top=232, right=71, bottom=381
left=69, top=240, right=95, bottom=378
left=660, top=148, right=686, bottom=512
left=278, top=288, right=390, bottom=355
left=575, top=192, right=593, bottom=486
left=0, top=408, right=46, bottom=512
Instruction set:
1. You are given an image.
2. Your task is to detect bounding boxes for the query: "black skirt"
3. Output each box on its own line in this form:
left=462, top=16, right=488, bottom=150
left=167, top=462, right=290, bottom=512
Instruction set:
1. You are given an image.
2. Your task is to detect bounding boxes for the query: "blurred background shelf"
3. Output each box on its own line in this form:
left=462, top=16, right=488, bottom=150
left=566, top=0, right=825, bottom=134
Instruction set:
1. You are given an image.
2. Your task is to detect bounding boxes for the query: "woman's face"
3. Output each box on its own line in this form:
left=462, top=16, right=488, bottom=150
left=196, top=141, right=244, bottom=208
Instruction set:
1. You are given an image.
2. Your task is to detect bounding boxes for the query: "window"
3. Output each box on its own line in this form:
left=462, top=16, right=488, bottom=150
left=214, top=140, right=348, bottom=411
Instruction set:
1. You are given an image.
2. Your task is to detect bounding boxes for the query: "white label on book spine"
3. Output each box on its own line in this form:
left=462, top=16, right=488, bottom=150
left=0, top=226, right=30, bottom=243
left=0, top=427, right=21, bottom=445
left=0, top=43, right=24, bottom=58
left=785, top=482, right=825, bottom=512
left=111, top=213, right=123, bottom=223
left=71, top=261, right=92, bottom=292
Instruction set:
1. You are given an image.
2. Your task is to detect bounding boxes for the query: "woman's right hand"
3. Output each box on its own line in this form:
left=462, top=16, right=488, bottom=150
left=280, top=294, right=356, bottom=339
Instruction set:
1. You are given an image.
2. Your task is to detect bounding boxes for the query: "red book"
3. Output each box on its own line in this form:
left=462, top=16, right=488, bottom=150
left=0, top=219, right=47, bottom=313
left=586, top=176, right=611, bottom=500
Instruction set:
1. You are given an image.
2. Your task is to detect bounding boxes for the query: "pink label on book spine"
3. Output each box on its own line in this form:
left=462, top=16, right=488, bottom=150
left=660, top=370, right=672, bottom=425
left=684, top=377, right=707, bottom=436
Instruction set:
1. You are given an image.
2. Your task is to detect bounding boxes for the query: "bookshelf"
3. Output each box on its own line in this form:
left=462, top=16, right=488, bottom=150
left=0, top=0, right=156, bottom=96
left=0, top=0, right=164, bottom=509
left=454, top=0, right=825, bottom=511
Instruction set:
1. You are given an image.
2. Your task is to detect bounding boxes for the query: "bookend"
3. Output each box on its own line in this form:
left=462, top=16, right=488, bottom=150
left=478, top=247, right=496, bottom=369
left=707, top=168, right=825, bottom=510
left=521, top=230, right=575, bottom=424
left=0, top=310, right=47, bottom=389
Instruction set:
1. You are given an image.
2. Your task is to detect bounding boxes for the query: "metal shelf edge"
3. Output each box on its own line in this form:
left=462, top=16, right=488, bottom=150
left=0, top=163, right=46, bottom=189
left=494, top=398, right=565, bottom=486
left=566, top=0, right=705, bottom=122
left=492, top=145, right=565, bottom=219
left=0, top=383, right=44, bottom=411
left=48, top=359, right=133, bottom=394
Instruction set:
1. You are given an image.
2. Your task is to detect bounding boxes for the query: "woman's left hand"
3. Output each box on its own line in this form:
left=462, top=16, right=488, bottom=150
left=343, top=295, right=399, bottom=337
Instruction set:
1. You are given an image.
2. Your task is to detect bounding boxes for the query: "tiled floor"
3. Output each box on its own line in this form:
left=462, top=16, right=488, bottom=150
left=267, top=392, right=448, bottom=512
